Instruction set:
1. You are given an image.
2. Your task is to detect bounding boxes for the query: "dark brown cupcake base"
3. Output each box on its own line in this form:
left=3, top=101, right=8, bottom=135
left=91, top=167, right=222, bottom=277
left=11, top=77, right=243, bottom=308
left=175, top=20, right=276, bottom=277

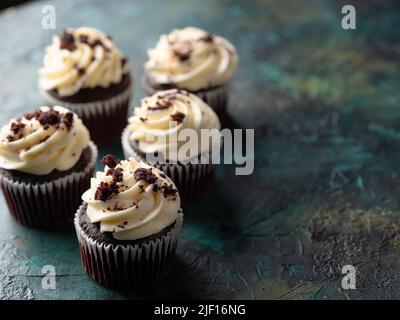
left=75, top=203, right=183, bottom=289
left=0, top=142, right=97, bottom=228
left=40, top=74, right=133, bottom=146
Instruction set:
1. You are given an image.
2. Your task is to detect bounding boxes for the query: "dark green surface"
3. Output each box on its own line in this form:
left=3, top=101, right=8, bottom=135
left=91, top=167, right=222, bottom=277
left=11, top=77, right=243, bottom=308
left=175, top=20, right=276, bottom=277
left=1, top=0, right=400, bottom=299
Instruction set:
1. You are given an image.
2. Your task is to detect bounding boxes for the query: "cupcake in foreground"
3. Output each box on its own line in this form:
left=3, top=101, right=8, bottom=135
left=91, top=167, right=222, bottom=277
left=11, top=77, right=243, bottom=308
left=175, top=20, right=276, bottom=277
left=122, top=89, right=221, bottom=200
left=75, top=155, right=183, bottom=289
left=0, top=106, right=98, bottom=227
left=143, top=26, right=238, bottom=122
left=38, top=27, right=132, bottom=146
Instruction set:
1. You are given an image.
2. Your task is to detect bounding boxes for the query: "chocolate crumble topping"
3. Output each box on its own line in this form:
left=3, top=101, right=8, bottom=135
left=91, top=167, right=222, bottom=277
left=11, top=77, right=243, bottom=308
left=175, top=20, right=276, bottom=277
left=111, top=167, right=123, bottom=183
left=60, top=30, right=77, bottom=51
left=62, top=112, right=74, bottom=129
left=37, top=109, right=61, bottom=127
left=102, top=154, right=118, bottom=168
left=148, top=100, right=173, bottom=111
left=170, top=112, right=185, bottom=123
left=94, top=181, right=119, bottom=201
left=76, top=66, right=85, bottom=76
left=10, top=122, right=25, bottom=135
left=78, top=35, right=89, bottom=43
left=39, top=136, right=50, bottom=144
left=173, top=49, right=192, bottom=61
left=90, top=39, right=104, bottom=48
left=21, top=108, right=74, bottom=131
left=161, top=184, right=178, bottom=198
left=199, top=32, right=214, bottom=42
left=24, top=111, right=39, bottom=121
left=134, top=168, right=158, bottom=184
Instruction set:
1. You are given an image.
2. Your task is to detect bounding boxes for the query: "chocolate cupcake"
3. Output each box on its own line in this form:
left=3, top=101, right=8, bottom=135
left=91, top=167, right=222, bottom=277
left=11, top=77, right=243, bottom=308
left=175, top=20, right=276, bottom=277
left=74, top=156, right=183, bottom=289
left=143, top=27, right=238, bottom=123
left=38, top=27, right=133, bottom=146
left=0, top=106, right=98, bottom=227
left=122, top=89, right=221, bottom=200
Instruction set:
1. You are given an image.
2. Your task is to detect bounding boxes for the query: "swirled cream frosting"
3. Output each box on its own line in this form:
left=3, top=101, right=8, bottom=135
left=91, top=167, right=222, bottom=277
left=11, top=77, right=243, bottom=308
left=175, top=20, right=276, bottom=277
left=0, top=106, right=90, bottom=175
left=39, top=27, right=129, bottom=97
left=128, top=89, right=221, bottom=162
left=145, top=27, right=238, bottom=91
left=82, top=155, right=181, bottom=240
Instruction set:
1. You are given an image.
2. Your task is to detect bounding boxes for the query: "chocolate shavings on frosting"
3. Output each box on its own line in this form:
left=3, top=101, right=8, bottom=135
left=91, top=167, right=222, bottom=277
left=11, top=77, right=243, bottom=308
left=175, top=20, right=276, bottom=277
left=7, top=109, right=73, bottom=141
left=173, top=49, right=192, bottom=61
left=148, top=100, right=172, bottom=111
left=60, top=30, right=77, bottom=51
left=170, top=112, right=185, bottom=123
left=106, top=167, right=123, bottom=183
left=102, top=154, right=118, bottom=168
left=161, top=184, right=178, bottom=198
left=95, top=182, right=119, bottom=202
left=95, top=155, right=124, bottom=201
left=134, top=168, right=158, bottom=184
left=62, top=112, right=74, bottom=129
left=78, top=34, right=110, bottom=52
left=10, top=122, right=25, bottom=135
left=199, top=32, right=214, bottom=42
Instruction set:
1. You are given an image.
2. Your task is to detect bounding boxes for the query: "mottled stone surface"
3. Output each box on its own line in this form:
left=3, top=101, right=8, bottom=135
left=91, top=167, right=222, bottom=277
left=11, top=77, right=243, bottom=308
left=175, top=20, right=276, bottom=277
left=0, top=0, right=400, bottom=299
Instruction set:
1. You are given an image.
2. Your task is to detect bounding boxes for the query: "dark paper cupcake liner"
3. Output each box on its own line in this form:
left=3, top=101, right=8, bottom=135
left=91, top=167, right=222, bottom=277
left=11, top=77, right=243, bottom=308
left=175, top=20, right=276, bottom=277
left=0, top=141, right=98, bottom=228
left=40, top=83, right=132, bottom=146
left=142, top=75, right=227, bottom=126
left=74, top=203, right=183, bottom=289
left=122, top=127, right=216, bottom=201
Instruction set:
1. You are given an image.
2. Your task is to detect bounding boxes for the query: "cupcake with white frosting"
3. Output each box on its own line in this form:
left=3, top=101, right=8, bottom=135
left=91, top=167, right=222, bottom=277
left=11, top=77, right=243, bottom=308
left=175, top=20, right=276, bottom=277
left=0, top=106, right=98, bottom=227
left=122, top=89, right=221, bottom=200
left=143, top=27, right=238, bottom=122
left=74, top=155, right=183, bottom=288
left=39, top=27, right=133, bottom=146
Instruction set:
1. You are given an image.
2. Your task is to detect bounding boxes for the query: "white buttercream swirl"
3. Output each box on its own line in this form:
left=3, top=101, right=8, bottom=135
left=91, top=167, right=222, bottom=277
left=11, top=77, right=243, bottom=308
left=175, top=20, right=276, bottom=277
left=82, top=158, right=181, bottom=240
left=0, top=106, right=90, bottom=175
left=128, top=89, right=221, bottom=162
left=39, top=27, right=129, bottom=96
left=145, top=27, right=238, bottom=91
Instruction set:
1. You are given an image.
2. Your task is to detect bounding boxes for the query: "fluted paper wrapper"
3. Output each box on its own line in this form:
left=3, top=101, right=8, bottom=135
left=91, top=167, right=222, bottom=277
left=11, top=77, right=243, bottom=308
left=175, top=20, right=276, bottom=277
left=40, top=83, right=132, bottom=146
left=0, top=142, right=98, bottom=228
left=74, top=203, right=183, bottom=289
left=142, top=76, right=227, bottom=125
left=122, top=127, right=216, bottom=201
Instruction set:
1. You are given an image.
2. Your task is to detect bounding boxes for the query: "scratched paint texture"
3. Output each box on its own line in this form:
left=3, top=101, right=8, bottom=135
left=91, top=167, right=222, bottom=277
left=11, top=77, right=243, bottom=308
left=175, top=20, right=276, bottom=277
left=0, top=0, right=400, bottom=299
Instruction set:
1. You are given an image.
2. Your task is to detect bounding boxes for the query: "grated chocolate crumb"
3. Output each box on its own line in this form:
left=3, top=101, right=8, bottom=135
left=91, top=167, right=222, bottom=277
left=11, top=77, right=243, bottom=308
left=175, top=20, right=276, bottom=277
left=134, top=168, right=158, bottom=184
left=60, top=30, right=76, bottom=51
left=170, top=112, right=185, bottom=123
left=94, top=181, right=119, bottom=201
left=102, top=154, right=118, bottom=168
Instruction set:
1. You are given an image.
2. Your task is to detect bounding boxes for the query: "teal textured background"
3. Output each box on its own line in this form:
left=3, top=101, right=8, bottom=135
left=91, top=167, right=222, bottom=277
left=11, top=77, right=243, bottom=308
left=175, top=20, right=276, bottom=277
left=1, top=0, right=400, bottom=299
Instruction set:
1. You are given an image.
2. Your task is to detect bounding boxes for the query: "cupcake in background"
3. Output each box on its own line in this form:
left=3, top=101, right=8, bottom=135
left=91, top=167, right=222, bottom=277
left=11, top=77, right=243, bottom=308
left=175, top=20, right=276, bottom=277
left=75, top=155, right=183, bottom=289
left=122, top=89, right=221, bottom=200
left=39, top=27, right=133, bottom=146
left=143, top=27, right=238, bottom=123
left=0, top=106, right=98, bottom=227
